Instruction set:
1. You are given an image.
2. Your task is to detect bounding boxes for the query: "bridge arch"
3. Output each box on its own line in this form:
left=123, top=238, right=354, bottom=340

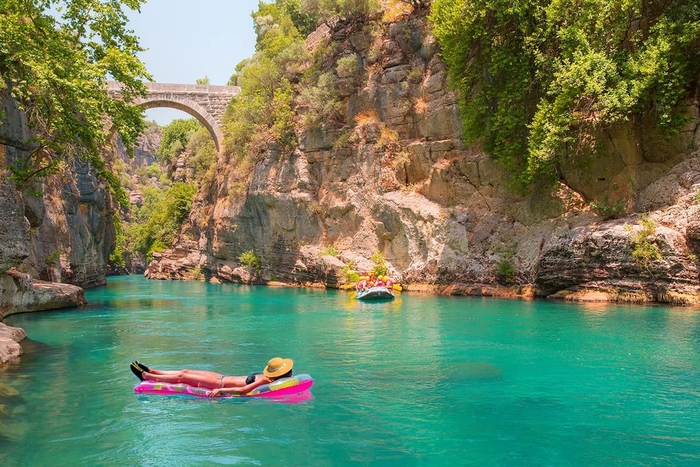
left=107, top=82, right=240, bottom=153
left=138, top=97, right=224, bottom=151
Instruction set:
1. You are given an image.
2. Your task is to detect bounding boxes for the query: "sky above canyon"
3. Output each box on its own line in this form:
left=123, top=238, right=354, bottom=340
left=127, top=0, right=260, bottom=125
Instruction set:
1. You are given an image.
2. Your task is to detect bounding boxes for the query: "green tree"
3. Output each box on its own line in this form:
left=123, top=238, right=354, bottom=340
left=167, top=182, right=197, bottom=223
left=238, top=250, right=262, bottom=271
left=227, top=58, right=251, bottom=86
left=297, top=72, right=345, bottom=130
left=280, top=0, right=318, bottom=36
left=125, top=182, right=196, bottom=259
left=110, top=212, right=127, bottom=268
left=223, top=1, right=308, bottom=160
left=300, top=0, right=380, bottom=23
left=157, top=118, right=202, bottom=162
left=430, top=0, right=700, bottom=188
left=196, top=76, right=210, bottom=85
left=370, top=251, right=388, bottom=277
left=186, top=127, right=217, bottom=184
left=0, top=0, right=151, bottom=201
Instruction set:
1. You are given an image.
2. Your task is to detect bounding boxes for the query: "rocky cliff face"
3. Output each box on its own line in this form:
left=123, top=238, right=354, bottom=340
left=147, top=10, right=700, bottom=305
left=0, top=175, right=30, bottom=273
left=21, top=161, right=116, bottom=288
left=0, top=90, right=101, bottom=322
left=535, top=157, right=700, bottom=305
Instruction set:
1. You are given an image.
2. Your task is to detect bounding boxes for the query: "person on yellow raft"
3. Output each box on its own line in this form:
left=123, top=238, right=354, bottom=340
left=353, top=274, right=400, bottom=292
left=130, top=357, right=294, bottom=397
left=356, top=275, right=370, bottom=291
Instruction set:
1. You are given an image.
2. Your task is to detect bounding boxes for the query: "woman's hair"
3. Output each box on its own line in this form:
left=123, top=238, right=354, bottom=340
left=275, top=370, right=293, bottom=379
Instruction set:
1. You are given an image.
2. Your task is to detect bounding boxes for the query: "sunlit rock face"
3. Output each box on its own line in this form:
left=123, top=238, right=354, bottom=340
left=5, top=154, right=115, bottom=290
left=0, top=92, right=31, bottom=278
left=148, top=10, right=700, bottom=305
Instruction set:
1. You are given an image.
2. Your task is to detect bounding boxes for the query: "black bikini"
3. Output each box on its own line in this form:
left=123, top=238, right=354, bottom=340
left=245, top=372, right=261, bottom=384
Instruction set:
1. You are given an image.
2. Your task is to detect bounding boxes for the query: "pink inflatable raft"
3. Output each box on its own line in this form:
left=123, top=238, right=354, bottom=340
left=134, top=373, right=314, bottom=399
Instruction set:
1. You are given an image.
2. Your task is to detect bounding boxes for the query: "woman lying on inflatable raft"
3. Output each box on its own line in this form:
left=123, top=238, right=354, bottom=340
left=131, top=357, right=313, bottom=398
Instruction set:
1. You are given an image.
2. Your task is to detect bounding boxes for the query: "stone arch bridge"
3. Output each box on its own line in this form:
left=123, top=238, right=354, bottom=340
left=108, top=81, right=240, bottom=152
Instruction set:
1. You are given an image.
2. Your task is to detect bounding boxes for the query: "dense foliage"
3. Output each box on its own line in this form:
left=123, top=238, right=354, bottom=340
left=238, top=250, right=262, bottom=272
left=430, top=0, right=700, bottom=187
left=222, top=0, right=384, bottom=169
left=157, top=118, right=202, bottom=162
left=127, top=181, right=197, bottom=260
left=113, top=119, right=215, bottom=265
left=627, top=215, right=662, bottom=270
left=0, top=0, right=150, bottom=200
left=222, top=0, right=306, bottom=163
left=299, top=0, right=380, bottom=23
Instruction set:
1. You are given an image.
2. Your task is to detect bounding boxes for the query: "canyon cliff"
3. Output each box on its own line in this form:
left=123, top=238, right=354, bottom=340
left=1, top=7, right=698, bottom=316
left=0, top=90, right=108, bottom=322
left=145, top=10, right=700, bottom=306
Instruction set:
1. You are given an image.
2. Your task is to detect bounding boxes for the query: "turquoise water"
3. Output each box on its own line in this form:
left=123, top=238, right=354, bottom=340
left=2, top=276, right=700, bottom=466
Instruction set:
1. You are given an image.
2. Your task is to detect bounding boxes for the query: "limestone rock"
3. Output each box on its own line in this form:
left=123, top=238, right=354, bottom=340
left=145, top=8, right=700, bottom=306
left=0, top=269, right=86, bottom=320
left=144, top=242, right=209, bottom=281
left=0, top=175, right=29, bottom=274
left=0, top=322, right=26, bottom=342
left=0, top=338, right=23, bottom=365
left=2, top=89, right=114, bottom=292
left=535, top=218, right=700, bottom=304
left=0, top=322, right=26, bottom=365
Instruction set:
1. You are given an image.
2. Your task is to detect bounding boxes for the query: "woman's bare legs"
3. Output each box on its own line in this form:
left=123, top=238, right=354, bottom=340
left=146, top=368, right=223, bottom=378
left=142, top=369, right=224, bottom=389
left=131, top=362, right=238, bottom=388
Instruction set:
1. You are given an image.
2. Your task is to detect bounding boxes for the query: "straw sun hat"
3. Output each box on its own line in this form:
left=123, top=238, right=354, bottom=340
left=264, top=357, right=294, bottom=378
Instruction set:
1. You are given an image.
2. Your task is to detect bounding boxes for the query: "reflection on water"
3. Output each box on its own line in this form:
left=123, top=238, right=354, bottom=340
left=2, top=276, right=700, bottom=466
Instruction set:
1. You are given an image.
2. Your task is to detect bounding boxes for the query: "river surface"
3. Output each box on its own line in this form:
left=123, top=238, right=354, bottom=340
left=2, top=276, right=700, bottom=466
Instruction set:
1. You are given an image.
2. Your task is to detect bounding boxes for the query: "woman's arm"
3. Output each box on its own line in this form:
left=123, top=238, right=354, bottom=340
left=207, top=377, right=270, bottom=397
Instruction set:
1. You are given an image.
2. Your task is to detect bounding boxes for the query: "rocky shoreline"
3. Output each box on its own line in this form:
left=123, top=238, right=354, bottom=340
left=3, top=6, right=700, bottom=365
left=0, top=321, right=26, bottom=364
left=1, top=91, right=100, bottom=365
left=0, top=268, right=694, bottom=365
left=0, top=269, right=86, bottom=364
left=144, top=11, right=700, bottom=307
